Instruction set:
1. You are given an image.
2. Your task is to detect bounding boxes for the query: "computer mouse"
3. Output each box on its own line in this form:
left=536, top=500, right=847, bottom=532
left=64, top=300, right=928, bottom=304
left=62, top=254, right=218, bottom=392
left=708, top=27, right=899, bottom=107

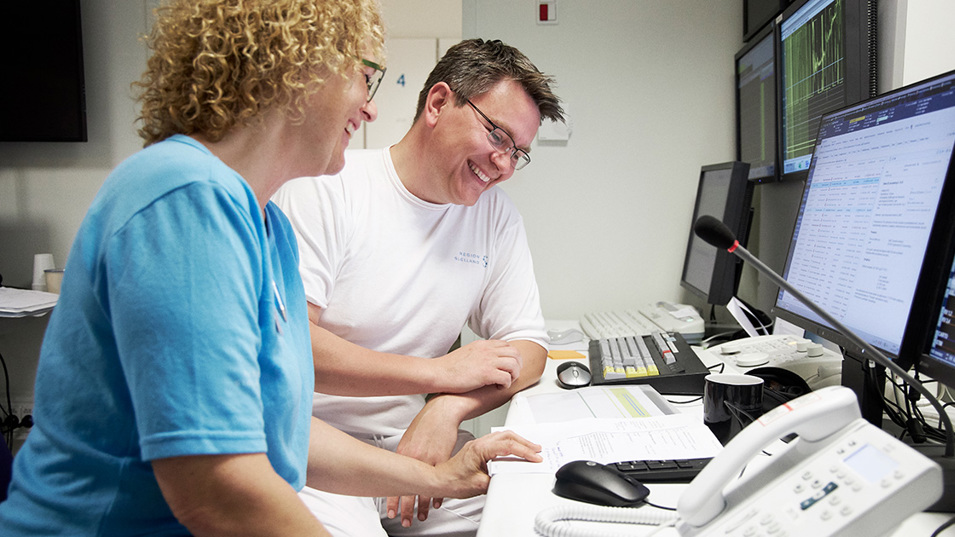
left=553, top=460, right=650, bottom=507
left=556, top=361, right=591, bottom=389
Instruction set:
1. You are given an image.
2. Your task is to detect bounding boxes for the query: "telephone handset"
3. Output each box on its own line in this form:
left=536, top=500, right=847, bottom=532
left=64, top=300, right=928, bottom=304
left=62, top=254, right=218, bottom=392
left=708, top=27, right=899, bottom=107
left=676, top=386, right=943, bottom=536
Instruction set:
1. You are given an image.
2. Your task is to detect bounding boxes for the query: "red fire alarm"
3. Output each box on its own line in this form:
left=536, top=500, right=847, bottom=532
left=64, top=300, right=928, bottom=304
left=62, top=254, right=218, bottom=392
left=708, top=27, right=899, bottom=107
left=538, top=1, right=557, bottom=25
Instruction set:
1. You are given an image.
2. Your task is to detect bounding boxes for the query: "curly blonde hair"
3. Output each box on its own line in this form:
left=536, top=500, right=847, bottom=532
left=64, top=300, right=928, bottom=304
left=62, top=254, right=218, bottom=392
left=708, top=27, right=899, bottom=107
left=135, top=0, right=384, bottom=146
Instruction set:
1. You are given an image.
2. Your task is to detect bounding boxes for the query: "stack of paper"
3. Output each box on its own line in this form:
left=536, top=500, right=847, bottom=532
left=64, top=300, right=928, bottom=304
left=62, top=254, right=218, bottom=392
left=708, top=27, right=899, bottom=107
left=0, top=287, right=59, bottom=317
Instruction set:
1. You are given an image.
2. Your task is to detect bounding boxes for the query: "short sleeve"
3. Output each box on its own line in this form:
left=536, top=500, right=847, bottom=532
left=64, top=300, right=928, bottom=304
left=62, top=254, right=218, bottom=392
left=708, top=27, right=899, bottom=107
left=107, top=183, right=268, bottom=460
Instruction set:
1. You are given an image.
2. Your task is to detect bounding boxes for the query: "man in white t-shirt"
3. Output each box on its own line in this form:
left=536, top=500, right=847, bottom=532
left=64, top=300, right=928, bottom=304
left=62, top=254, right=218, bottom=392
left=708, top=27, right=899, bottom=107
left=273, top=38, right=565, bottom=537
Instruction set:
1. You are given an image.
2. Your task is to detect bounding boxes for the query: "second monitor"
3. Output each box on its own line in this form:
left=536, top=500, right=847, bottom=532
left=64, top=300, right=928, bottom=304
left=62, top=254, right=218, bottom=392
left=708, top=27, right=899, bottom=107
left=681, top=161, right=754, bottom=308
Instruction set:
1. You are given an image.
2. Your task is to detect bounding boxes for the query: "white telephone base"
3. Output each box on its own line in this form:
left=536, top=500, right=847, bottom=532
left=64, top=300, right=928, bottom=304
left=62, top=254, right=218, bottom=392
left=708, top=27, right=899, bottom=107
left=676, top=387, right=943, bottom=537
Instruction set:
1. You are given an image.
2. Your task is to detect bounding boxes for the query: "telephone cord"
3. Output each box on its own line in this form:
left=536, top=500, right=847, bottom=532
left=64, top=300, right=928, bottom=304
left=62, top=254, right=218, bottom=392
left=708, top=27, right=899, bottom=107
left=534, top=503, right=679, bottom=537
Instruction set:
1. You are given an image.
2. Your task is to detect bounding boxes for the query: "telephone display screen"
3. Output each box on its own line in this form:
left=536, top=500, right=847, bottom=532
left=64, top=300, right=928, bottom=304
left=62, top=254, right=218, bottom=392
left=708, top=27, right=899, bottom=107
left=844, top=443, right=898, bottom=483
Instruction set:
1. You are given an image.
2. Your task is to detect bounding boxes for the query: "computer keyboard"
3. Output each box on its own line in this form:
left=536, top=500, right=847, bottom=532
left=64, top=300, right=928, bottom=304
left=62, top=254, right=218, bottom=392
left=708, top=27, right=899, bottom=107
left=613, top=457, right=711, bottom=483
left=579, top=309, right=658, bottom=339
left=588, top=331, right=711, bottom=394
left=580, top=305, right=705, bottom=345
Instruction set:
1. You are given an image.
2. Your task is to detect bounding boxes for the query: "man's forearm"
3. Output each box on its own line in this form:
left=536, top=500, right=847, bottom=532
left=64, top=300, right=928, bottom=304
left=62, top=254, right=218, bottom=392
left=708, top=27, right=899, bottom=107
left=429, top=340, right=546, bottom=422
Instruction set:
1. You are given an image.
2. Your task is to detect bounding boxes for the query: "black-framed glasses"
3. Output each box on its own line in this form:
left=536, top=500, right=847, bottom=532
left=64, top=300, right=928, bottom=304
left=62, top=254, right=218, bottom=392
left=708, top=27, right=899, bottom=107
left=464, top=99, right=531, bottom=170
left=361, top=59, right=386, bottom=102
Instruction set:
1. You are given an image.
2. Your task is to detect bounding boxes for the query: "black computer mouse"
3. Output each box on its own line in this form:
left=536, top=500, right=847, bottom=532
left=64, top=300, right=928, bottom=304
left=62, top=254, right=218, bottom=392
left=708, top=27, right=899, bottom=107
left=556, top=361, right=591, bottom=389
left=553, top=460, right=650, bottom=507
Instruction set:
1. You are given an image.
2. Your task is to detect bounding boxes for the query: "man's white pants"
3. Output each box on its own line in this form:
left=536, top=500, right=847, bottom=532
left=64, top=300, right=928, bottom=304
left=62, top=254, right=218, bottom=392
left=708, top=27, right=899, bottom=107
left=300, top=429, right=484, bottom=537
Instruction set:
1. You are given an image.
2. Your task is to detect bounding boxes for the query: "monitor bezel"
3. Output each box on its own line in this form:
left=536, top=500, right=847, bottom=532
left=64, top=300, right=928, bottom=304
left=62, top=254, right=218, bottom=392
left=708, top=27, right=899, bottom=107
left=735, top=23, right=780, bottom=183
left=902, top=99, right=955, bottom=384
left=743, top=0, right=789, bottom=42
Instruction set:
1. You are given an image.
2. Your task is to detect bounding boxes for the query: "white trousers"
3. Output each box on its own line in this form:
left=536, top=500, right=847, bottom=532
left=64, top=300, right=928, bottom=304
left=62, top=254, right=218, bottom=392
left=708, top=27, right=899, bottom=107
left=301, top=429, right=484, bottom=537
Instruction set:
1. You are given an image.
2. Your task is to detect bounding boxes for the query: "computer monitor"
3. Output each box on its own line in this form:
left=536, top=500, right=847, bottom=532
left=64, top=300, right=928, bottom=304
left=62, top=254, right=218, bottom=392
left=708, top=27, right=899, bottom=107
left=777, top=0, right=877, bottom=180
left=902, top=125, right=955, bottom=390
left=913, top=234, right=955, bottom=391
left=772, top=69, right=955, bottom=423
left=0, top=0, right=87, bottom=142
left=743, top=0, right=789, bottom=42
left=736, top=24, right=779, bottom=183
left=681, top=162, right=754, bottom=306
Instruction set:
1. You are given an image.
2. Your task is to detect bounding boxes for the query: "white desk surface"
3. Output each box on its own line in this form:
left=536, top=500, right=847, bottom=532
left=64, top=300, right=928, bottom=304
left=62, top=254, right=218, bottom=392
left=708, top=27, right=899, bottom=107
left=476, top=323, right=955, bottom=536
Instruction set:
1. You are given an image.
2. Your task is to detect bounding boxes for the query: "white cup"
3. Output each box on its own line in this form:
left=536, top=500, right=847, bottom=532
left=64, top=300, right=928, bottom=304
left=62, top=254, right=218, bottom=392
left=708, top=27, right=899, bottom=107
left=32, top=253, right=55, bottom=291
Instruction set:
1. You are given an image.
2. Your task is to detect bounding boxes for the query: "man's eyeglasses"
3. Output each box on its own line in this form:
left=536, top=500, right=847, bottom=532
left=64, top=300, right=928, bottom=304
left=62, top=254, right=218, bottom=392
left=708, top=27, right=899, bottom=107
left=464, top=99, right=531, bottom=171
left=361, top=59, right=386, bottom=102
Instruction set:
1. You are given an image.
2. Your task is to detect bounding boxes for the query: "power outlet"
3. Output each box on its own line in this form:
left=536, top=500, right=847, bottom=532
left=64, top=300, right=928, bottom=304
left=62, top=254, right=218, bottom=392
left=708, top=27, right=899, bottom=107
left=10, top=397, right=35, bottom=440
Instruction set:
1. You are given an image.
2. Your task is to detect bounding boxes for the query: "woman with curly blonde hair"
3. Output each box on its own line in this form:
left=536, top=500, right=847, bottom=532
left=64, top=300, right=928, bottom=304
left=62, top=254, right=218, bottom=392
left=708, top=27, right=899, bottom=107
left=0, top=1, right=541, bottom=535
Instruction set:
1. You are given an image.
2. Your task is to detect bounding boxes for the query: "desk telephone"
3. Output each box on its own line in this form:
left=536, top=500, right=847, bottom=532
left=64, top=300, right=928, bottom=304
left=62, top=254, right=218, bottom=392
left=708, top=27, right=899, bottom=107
left=535, top=386, right=943, bottom=537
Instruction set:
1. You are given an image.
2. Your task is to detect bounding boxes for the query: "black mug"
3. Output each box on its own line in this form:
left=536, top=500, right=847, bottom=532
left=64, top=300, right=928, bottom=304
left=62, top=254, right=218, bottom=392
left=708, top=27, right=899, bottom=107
left=703, top=373, right=764, bottom=444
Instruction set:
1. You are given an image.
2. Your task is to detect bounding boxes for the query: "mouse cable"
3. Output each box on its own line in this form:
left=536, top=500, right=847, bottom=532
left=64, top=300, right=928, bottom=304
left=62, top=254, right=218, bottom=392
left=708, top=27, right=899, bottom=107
left=534, top=504, right=678, bottom=537
left=642, top=499, right=676, bottom=511
left=666, top=395, right=703, bottom=406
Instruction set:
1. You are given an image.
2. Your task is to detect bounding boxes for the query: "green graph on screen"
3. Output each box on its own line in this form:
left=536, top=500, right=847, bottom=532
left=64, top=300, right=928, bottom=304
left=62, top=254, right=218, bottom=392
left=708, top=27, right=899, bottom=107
left=782, top=0, right=845, bottom=164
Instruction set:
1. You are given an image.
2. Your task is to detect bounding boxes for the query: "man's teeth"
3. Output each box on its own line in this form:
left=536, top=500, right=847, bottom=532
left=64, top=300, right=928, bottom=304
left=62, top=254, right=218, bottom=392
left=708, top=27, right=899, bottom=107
left=469, top=163, right=490, bottom=183
left=345, top=124, right=356, bottom=135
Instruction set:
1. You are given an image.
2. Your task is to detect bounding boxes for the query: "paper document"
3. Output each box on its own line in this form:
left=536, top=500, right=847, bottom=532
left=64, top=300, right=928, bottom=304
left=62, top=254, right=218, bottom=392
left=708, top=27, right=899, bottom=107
left=489, top=414, right=723, bottom=475
left=0, top=287, right=58, bottom=317
left=507, top=384, right=676, bottom=425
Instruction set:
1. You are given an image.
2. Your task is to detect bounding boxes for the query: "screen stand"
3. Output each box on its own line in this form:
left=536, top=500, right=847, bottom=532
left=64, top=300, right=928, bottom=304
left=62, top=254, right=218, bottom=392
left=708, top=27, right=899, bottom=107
left=840, top=352, right=886, bottom=427
left=842, top=352, right=955, bottom=511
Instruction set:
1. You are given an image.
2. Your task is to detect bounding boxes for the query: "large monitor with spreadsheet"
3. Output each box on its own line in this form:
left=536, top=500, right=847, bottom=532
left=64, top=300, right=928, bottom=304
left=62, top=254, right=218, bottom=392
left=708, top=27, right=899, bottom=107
left=680, top=162, right=754, bottom=306
left=772, top=70, right=955, bottom=420
left=777, top=0, right=877, bottom=180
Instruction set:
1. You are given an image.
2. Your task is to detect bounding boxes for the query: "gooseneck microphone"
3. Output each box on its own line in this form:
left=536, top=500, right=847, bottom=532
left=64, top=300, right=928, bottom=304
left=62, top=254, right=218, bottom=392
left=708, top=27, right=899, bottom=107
left=693, top=215, right=955, bottom=458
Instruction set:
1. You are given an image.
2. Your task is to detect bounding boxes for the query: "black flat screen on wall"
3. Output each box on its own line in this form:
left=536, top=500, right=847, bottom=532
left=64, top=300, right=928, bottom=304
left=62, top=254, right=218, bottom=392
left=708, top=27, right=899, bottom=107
left=0, top=0, right=87, bottom=142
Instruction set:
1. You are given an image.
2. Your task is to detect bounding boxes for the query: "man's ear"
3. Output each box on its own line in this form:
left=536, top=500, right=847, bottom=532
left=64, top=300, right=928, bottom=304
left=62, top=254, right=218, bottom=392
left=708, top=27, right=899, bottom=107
left=423, top=82, right=454, bottom=127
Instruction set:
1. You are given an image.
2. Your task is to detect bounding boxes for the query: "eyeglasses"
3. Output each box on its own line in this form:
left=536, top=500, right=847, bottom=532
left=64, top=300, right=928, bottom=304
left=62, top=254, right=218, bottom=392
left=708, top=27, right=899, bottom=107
left=361, top=59, right=386, bottom=102
left=464, top=99, right=531, bottom=170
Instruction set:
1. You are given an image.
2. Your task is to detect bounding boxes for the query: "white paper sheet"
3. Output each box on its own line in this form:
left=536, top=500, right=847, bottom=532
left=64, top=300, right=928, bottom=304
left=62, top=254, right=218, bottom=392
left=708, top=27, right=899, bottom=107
left=0, top=287, right=58, bottom=317
left=489, top=413, right=723, bottom=475
left=520, top=384, right=675, bottom=423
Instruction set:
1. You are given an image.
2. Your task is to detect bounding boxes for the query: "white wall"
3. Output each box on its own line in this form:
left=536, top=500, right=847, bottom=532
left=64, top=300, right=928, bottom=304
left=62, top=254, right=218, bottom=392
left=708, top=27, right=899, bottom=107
left=464, top=0, right=743, bottom=320
left=900, top=0, right=955, bottom=85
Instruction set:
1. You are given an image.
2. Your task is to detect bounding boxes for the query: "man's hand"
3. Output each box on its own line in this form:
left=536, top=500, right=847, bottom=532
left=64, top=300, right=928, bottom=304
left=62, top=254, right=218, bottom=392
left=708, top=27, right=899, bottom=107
left=386, top=398, right=462, bottom=526
left=435, top=340, right=523, bottom=393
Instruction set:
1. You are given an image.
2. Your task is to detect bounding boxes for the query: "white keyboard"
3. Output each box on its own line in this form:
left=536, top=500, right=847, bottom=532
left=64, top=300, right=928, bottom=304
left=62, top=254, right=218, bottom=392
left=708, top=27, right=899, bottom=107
left=579, top=309, right=658, bottom=340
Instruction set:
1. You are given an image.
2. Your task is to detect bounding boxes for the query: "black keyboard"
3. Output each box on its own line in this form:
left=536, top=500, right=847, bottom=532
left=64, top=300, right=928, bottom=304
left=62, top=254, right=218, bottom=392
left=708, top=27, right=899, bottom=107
left=613, top=457, right=711, bottom=483
left=588, top=331, right=710, bottom=394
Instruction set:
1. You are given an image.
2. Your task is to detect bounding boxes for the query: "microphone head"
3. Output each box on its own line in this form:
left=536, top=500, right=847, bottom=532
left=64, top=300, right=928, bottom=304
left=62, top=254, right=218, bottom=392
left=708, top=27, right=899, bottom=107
left=694, top=215, right=737, bottom=250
